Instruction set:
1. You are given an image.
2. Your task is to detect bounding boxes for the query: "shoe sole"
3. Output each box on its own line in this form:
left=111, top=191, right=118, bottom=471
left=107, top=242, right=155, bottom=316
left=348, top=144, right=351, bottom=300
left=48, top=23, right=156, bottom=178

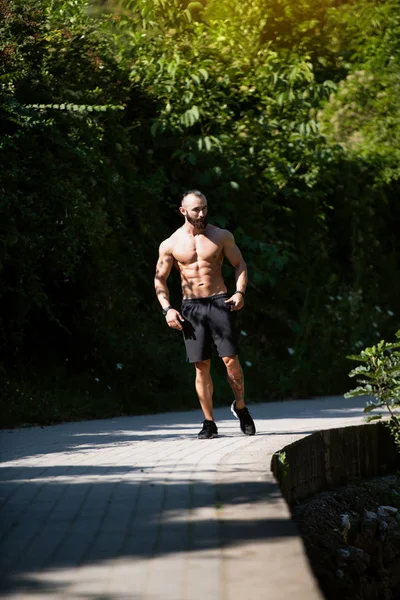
left=231, top=400, right=239, bottom=419
left=198, top=433, right=218, bottom=439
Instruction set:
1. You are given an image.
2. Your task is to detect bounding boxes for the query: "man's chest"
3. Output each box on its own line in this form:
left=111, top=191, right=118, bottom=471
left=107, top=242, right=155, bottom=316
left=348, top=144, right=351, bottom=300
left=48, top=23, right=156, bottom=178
left=173, top=235, right=223, bottom=265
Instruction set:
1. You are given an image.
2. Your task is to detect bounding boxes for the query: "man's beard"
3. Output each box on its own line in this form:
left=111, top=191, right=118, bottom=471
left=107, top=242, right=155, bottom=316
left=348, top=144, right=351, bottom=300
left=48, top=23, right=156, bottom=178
left=187, top=215, right=208, bottom=229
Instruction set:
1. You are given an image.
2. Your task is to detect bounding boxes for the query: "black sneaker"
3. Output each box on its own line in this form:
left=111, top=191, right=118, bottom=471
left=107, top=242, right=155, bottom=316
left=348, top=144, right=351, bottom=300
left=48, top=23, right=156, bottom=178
left=231, top=401, right=256, bottom=436
left=198, top=419, right=218, bottom=439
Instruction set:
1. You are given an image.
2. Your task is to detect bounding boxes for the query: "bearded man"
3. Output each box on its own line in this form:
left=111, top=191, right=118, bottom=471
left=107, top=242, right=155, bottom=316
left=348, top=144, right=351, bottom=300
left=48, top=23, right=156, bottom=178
left=154, top=190, right=256, bottom=439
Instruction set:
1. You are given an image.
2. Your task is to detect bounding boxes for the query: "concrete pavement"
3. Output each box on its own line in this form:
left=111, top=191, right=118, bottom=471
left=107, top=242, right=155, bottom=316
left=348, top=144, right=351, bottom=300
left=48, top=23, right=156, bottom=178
left=0, top=396, right=367, bottom=599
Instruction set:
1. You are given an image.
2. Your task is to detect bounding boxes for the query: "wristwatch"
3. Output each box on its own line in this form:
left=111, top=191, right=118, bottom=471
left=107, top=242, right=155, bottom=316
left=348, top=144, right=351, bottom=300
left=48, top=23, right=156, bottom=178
left=235, top=290, right=245, bottom=296
left=162, top=305, right=173, bottom=316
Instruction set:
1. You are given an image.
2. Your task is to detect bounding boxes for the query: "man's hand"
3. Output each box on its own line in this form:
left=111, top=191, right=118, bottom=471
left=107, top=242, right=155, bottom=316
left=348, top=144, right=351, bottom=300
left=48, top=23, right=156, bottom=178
left=225, top=293, right=244, bottom=311
left=166, top=309, right=185, bottom=331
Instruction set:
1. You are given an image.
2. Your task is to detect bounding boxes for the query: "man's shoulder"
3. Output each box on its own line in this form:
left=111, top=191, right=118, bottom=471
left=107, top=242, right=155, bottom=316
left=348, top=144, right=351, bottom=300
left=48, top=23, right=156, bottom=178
left=208, top=225, right=234, bottom=242
left=169, top=226, right=186, bottom=246
left=159, top=227, right=184, bottom=253
left=158, top=236, right=173, bottom=255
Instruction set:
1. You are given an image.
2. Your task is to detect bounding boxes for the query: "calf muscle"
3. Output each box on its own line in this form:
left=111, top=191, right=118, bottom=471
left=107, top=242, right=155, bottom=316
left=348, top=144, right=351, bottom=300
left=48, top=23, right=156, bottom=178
left=226, top=362, right=244, bottom=404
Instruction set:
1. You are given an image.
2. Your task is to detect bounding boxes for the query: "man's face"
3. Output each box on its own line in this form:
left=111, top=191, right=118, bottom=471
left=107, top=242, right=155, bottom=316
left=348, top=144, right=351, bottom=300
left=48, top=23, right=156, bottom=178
left=181, top=195, right=208, bottom=229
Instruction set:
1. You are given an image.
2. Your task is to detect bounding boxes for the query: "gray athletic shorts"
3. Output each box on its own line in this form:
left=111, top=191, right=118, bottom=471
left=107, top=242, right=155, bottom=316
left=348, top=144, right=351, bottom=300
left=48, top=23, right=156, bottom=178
left=181, top=293, right=239, bottom=363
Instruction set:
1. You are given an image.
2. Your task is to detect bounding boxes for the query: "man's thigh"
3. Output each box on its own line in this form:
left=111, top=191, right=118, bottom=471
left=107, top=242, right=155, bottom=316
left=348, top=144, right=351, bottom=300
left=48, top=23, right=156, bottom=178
left=181, top=302, right=212, bottom=363
left=207, top=296, right=238, bottom=358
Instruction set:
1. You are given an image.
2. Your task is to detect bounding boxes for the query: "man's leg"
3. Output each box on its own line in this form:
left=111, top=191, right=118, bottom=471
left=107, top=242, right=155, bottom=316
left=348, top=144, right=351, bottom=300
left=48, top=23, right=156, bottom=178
left=194, top=359, right=214, bottom=420
left=222, top=355, right=255, bottom=435
left=222, top=355, right=245, bottom=409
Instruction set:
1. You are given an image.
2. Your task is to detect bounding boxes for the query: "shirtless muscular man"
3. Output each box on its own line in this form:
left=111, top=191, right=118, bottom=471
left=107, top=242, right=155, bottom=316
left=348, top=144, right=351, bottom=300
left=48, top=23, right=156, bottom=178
left=154, top=190, right=256, bottom=439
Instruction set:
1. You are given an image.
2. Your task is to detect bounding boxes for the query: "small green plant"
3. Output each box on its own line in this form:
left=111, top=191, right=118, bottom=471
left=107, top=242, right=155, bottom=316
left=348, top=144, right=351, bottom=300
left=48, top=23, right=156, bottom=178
left=276, top=451, right=290, bottom=479
left=344, top=330, right=400, bottom=448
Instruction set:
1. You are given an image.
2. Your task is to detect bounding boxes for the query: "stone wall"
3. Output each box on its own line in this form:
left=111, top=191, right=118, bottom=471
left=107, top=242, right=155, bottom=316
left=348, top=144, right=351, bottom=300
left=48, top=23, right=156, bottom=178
left=271, top=422, right=400, bottom=506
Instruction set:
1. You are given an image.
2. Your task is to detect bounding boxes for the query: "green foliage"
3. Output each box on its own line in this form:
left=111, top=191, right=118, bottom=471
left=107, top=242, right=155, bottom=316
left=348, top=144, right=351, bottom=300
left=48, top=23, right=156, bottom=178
left=318, top=0, right=400, bottom=183
left=345, top=331, right=400, bottom=448
left=319, top=68, right=400, bottom=183
left=276, top=450, right=290, bottom=479
left=1, top=0, right=400, bottom=426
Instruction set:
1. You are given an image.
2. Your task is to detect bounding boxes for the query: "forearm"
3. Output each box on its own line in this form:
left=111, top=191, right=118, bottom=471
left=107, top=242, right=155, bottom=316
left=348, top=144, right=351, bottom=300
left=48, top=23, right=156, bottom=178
left=154, top=279, right=172, bottom=310
left=235, top=261, right=247, bottom=293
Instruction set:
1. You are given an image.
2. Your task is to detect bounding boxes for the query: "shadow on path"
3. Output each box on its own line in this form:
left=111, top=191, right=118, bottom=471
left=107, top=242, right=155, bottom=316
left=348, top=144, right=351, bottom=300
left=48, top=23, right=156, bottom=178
left=0, top=396, right=366, bottom=596
left=0, top=470, right=294, bottom=596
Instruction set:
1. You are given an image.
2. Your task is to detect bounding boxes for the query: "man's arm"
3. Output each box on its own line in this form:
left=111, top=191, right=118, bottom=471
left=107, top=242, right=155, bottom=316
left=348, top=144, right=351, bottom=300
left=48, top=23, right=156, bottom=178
left=154, top=239, right=174, bottom=310
left=154, top=239, right=184, bottom=330
left=222, top=230, right=247, bottom=311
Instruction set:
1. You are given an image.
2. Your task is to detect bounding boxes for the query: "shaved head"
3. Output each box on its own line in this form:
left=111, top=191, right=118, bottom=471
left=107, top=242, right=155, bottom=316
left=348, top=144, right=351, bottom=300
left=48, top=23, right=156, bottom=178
left=181, top=190, right=207, bottom=208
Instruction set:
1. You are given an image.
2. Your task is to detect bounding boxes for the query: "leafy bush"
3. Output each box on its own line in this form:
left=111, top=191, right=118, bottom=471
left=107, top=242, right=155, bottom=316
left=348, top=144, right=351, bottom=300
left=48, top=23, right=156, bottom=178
left=345, top=331, right=400, bottom=448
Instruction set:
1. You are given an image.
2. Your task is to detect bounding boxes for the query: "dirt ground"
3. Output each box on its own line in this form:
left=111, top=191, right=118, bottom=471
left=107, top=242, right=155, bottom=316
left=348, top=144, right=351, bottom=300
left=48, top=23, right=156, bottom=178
left=291, top=474, right=400, bottom=600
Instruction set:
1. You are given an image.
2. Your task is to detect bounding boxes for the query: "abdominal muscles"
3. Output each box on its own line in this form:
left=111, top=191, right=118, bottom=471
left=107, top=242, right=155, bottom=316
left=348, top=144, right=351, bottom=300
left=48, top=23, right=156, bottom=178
left=180, top=259, right=226, bottom=299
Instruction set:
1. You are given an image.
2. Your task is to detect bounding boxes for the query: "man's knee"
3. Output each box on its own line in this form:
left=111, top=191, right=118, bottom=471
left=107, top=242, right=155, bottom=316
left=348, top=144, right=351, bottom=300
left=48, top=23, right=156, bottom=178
left=194, top=359, right=211, bottom=372
left=222, top=355, right=241, bottom=371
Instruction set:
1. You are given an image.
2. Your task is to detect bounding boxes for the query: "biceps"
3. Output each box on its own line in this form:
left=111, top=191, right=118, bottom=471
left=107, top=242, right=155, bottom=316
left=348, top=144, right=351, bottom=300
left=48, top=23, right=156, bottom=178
left=224, top=244, right=243, bottom=267
left=155, top=255, right=173, bottom=282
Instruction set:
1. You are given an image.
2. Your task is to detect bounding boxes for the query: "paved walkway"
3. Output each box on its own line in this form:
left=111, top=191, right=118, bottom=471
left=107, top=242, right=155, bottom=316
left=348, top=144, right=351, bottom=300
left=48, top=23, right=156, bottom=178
left=0, top=396, right=367, bottom=600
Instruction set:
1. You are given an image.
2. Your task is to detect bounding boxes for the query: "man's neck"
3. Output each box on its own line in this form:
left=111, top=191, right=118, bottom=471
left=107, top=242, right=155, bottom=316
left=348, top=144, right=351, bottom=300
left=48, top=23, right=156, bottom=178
left=183, top=222, right=208, bottom=236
